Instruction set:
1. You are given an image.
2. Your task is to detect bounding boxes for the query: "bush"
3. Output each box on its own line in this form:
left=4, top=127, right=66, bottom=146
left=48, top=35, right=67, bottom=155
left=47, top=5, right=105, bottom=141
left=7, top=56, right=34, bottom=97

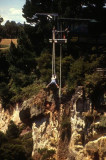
left=6, top=121, right=19, bottom=138
left=61, top=117, right=70, bottom=129
left=0, top=131, right=7, bottom=146
left=99, top=116, right=106, bottom=128
left=0, top=124, right=33, bottom=160
left=38, top=148, right=56, bottom=160
left=0, top=143, right=27, bottom=160
left=36, top=52, right=52, bottom=83
left=61, top=116, right=71, bottom=141
left=20, top=132, right=33, bottom=159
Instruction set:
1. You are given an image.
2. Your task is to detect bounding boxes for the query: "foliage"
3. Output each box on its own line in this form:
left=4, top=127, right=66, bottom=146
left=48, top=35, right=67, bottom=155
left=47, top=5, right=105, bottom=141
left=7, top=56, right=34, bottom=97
left=8, top=34, right=36, bottom=75
left=0, top=20, right=21, bottom=39
left=0, top=143, right=27, bottom=160
left=61, top=115, right=71, bottom=141
left=0, top=50, right=9, bottom=81
left=0, top=0, right=105, bottom=111
left=6, top=121, right=20, bottom=139
left=0, top=29, right=40, bottom=107
left=38, top=148, right=56, bottom=160
left=36, top=51, right=52, bottom=82
left=0, top=131, right=7, bottom=146
left=99, top=116, right=106, bottom=128
left=9, top=80, right=45, bottom=104
left=0, top=1, right=106, bottom=160
left=61, top=117, right=70, bottom=129
left=23, top=0, right=105, bottom=23
left=67, top=54, right=106, bottom=107
left=68, top=57, right=85, bottom=90
left=20, top=132, right=33, bottom=159
left=0, top=121, right=33, bottom=160
left=0, top=82, right=11, bottom=108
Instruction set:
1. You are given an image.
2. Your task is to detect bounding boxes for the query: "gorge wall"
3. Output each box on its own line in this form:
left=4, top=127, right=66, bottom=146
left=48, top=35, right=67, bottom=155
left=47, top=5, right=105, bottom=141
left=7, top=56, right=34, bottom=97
left=0, top=87, right=106, bottom=160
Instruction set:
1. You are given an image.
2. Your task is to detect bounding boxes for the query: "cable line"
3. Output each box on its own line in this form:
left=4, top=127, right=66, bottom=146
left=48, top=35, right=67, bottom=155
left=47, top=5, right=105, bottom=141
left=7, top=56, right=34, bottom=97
left=59, top=44, right=62, bottom=100
left=52, top=27, right=56, bottom=75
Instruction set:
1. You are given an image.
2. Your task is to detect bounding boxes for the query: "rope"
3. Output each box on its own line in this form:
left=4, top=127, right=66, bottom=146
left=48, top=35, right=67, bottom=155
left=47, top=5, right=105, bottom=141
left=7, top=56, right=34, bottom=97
left=52, top=45, right=53, bottom=75
left=52, top=28, right=56, bottom=75
left=53, top=41, right=55, bottom=75
left=59, top=24, right=62, bottom=99
left=59, top=44, right=62, bottom=99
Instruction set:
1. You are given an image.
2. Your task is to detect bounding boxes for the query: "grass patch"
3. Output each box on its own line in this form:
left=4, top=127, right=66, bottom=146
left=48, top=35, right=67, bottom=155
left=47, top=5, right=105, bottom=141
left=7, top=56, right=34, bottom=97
left=0, top=39, right=17, bottom=46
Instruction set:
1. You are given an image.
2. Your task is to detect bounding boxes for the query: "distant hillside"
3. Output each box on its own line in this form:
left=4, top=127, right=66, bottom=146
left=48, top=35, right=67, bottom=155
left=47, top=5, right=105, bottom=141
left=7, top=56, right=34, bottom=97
left=0, top=39, right=17, bottom=50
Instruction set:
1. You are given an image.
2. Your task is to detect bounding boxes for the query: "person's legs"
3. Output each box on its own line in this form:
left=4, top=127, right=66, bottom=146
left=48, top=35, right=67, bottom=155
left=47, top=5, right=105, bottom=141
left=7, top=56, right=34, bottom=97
left=46, top=81, right=59, bottom=88
left=56, top=83, right=59, bottom=88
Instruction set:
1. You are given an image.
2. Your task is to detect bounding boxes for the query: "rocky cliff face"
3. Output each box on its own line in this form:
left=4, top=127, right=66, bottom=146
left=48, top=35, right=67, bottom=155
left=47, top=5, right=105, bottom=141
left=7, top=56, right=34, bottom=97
left=19, top=89, right=59, bottom=159
left=0, top=87, right=106, bottom=160
left=0, top=103, right=21, bottom=132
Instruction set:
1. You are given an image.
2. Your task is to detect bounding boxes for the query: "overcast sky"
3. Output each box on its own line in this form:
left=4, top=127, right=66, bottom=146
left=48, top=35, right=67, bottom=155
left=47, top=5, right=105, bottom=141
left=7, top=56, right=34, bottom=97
left=0, top=0, right=26, bottom=24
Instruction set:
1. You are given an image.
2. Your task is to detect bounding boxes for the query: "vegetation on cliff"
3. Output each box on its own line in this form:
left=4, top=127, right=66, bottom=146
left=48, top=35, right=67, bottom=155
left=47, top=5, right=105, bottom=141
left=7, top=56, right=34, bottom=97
left=0, top=121, right=33, bottom=160
left=0, top=0, right=106, bottom=109
left=0, top=1, right=106, bottom=160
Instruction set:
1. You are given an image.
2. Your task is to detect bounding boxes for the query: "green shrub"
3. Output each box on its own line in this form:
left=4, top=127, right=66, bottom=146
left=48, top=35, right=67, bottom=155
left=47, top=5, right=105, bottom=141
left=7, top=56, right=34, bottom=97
left=42, top=149, right=55, bottom=160
left=6, top=120, right=19, bottom=138
left=99, top=116, right=106, bottom=128
left=10, top=80, right=45, bottom=104
left=0, top=143, right=27, bottom=160
left=61, top=117, right=70, bottom=129
left=61, top=116, right=71, bottom=141
left=38, top=148, right=56, bottom=160
left=22, top=139, right=33, bottom=158
left=38, top=148, right=47, bottom=154
left=0, top=131, right=7, bottom=146
left=19, top=132, right=33, bottom=158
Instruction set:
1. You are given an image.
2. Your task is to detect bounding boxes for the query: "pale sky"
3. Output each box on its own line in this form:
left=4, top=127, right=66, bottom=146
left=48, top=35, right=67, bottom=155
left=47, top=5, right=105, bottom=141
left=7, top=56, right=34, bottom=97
left=0, top=0, right=26, bottom=24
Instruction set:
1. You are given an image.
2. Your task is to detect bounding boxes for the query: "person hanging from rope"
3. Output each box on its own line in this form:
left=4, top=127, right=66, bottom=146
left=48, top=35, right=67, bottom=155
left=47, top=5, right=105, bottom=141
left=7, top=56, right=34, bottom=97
left=46, top=74, right=59, bottom=88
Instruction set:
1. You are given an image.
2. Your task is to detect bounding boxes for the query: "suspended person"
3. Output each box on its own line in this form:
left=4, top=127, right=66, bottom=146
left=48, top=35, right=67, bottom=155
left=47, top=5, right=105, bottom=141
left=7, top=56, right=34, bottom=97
left=46, top=74, right=59, bottom=88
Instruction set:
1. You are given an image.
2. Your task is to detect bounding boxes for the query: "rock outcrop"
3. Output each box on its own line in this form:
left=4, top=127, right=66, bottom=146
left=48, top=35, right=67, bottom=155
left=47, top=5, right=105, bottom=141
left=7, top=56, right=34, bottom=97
left=19, top=88, right=59, bottom=159
left=84, top=136, right=106, bottom=160
left=0, top=86, right=106, bottom=160
left=19, top=90, right=47, bottom=123
left=0, top=103, right=21, bottom=132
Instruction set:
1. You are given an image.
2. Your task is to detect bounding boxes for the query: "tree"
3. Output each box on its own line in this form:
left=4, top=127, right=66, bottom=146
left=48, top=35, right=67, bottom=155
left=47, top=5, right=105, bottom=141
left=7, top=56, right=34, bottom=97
left=0, top=16, right=3, bottom=24
left=0, top=82, right=11, bottom=108
left=36, top=50, right=52, bottom=82
left=0, top=50, right=9, bottom=82
left=0, top=19, right=3, bottom=41
left=5, top=20, right=19, bottom=38
left=7, top=29, right=36, bottom=75
left=81, top=0, right=104, bottom=20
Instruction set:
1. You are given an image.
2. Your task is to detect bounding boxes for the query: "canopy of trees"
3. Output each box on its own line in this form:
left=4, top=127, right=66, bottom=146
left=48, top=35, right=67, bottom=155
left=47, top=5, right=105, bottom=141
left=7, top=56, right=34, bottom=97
left=0, top=21, right=22, bottom=39
left=0, top=0, right=105, bottom=110
left=23, top=0, right=105, bottom=22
